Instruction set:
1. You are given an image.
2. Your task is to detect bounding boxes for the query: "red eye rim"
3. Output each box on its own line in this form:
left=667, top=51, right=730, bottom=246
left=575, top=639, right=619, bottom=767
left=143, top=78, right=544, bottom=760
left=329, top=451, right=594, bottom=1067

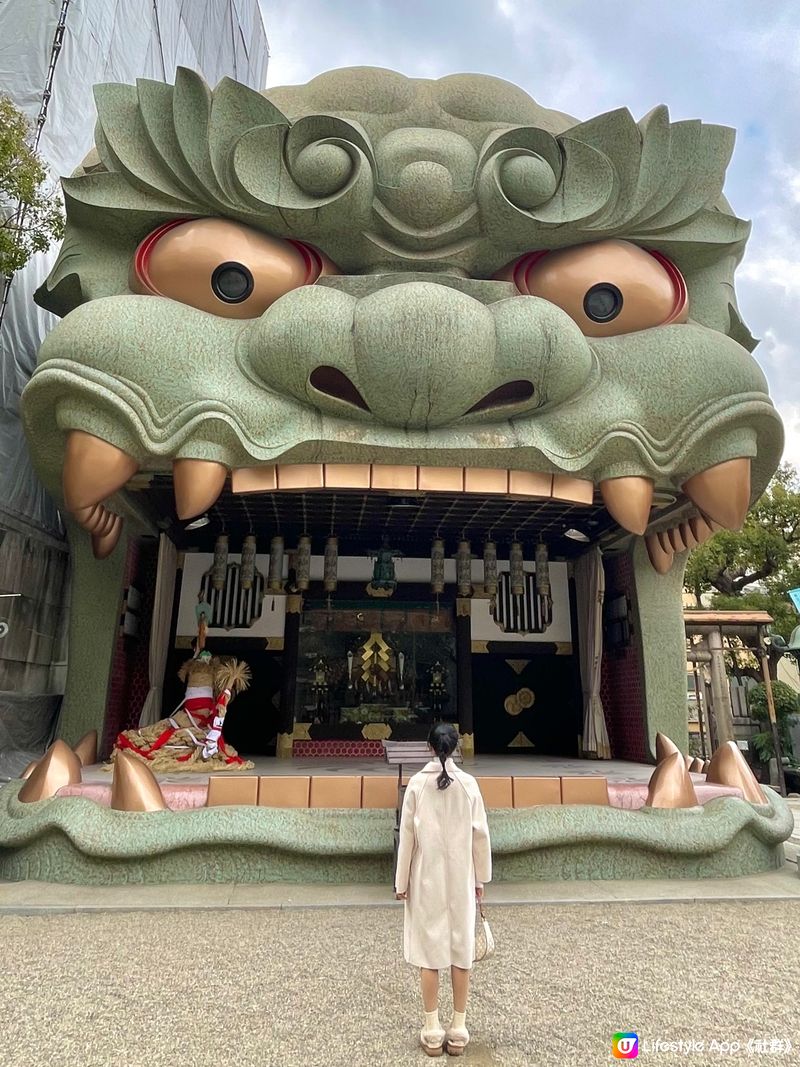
left=133, top=219, right=187, bottom=295
left=507, top=246, right=688, bottom=325
left=132, top=220, right=325, bottom=296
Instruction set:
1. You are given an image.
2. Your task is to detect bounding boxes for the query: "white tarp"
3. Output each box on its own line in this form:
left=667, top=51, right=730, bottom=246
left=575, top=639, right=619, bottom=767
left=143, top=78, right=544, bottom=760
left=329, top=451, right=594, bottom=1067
left=0, top=0, right=269, bottom=533
left=0, top=0, right=268, bottom=766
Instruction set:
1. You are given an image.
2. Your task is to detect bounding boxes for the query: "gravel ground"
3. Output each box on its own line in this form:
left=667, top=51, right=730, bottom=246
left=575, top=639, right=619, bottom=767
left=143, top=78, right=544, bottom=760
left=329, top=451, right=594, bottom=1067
left=1, top=901, right=798, bottom=1067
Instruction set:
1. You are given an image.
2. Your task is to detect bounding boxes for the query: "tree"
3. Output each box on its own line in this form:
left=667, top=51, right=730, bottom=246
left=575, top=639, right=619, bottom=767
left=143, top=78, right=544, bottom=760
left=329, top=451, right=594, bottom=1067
left=0, top=95, right=64, bottom=280
left=684, top=464, right=800, bottom=637
left=747, top=680, right=799, bottom=764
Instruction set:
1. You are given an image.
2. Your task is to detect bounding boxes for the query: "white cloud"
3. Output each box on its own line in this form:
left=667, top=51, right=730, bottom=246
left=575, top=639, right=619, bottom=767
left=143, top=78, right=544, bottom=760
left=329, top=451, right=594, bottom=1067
left=738, top=256, right=800, bottom=297
left=776, top=401, right=800, bottom=471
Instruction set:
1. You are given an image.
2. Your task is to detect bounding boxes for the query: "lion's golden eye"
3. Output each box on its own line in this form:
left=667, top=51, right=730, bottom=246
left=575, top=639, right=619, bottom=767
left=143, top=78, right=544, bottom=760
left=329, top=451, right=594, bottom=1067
left=130, top=218, right=338, bottom=319
left=496, top=239, right=688, bottom=337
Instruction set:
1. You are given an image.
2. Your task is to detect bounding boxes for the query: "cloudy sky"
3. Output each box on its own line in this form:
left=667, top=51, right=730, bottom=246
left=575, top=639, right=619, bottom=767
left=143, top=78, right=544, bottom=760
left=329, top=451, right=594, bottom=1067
left=259, top=0, right=800, bottom=468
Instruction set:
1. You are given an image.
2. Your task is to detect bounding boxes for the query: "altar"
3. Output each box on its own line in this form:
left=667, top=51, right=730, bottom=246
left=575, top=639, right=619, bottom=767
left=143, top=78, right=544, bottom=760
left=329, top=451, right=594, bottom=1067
left=289, top=600, right=457, bottom=753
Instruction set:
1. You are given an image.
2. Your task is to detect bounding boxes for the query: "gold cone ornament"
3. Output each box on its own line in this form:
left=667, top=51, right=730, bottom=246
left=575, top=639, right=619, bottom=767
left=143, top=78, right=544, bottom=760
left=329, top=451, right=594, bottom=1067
left=18, top=740, right=82, bottom=803
left=706, top=741, right=766, bottom=804
left=111, top=750, right=167, bottom=812
left=655, top=733, right=682, bottom=762
left=73, top=730, right=98, bottom=767
left=645, top=752, right=699, bottom=809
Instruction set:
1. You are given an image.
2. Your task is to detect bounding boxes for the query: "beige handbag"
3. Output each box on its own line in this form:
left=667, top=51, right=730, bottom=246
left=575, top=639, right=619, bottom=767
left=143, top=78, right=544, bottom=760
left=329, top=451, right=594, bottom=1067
left=473, top=902, right=495, bottom=962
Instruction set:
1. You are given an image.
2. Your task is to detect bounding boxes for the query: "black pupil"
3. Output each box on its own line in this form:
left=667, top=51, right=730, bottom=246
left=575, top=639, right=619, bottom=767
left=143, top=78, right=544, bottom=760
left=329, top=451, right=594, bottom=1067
left=211, top=262, right=253, bottom=303
left=583, top=283, right=622, bottom=323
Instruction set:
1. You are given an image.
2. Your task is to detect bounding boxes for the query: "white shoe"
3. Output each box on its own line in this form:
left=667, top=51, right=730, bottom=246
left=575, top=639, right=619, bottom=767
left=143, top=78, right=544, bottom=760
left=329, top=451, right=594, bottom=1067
left=420, top=1025, right=446, bottom=1057
left=445, top=1024, right=469, bottom=1056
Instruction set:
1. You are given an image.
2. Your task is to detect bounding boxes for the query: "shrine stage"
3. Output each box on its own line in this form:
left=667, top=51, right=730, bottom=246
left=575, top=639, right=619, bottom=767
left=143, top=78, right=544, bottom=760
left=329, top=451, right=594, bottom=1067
left=78, top=753, right=657, bottom=785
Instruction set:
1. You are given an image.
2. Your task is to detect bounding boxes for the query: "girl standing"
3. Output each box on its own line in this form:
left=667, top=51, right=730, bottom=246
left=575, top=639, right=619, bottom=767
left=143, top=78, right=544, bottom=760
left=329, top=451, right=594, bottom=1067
left=395, top=723, right=492, bottom=1056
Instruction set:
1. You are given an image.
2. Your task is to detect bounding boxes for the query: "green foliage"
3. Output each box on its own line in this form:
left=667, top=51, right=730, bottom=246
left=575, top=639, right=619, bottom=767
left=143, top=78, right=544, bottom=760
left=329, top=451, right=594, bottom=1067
left=747, top=681, right=799, bottom=763
left=710, top=591, right=798, bottom=641
left=748, top=680, right=800, bottom=721
left=0, top=95, right=65, bottom=278
left=684, top=464, right=800, bottom=634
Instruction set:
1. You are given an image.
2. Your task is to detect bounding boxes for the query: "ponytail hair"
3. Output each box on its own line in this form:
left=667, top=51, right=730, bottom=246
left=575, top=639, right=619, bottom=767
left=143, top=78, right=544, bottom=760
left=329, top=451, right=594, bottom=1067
left=428, top=722, right=459, bottom=790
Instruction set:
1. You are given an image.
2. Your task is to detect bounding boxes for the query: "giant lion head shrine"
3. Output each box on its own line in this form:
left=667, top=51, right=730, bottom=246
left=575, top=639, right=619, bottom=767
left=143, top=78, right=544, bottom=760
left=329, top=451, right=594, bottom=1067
left=1, top=67, right=792, bottom=884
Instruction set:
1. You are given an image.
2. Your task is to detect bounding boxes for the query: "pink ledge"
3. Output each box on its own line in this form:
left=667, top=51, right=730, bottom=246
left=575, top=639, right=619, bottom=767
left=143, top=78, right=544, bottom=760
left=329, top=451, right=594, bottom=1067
left=608, top=782, right=743, bottom=810
left=57, top=783, right=208, bottom=810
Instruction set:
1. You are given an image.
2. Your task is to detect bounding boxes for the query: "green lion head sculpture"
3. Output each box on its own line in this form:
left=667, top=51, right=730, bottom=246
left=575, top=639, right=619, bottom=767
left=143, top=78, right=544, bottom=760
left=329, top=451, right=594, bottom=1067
left=24, top=66, right=782, bottom=566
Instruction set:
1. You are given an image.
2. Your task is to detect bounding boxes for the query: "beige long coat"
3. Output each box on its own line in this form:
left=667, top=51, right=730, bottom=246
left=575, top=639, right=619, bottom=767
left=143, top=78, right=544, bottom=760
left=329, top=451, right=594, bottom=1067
left=395, top=759, right=492, bottom=970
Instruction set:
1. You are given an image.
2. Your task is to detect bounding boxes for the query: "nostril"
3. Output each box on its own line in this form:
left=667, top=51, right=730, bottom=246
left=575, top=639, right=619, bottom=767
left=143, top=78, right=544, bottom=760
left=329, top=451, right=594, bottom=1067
left=309, top=366, right=370, bottom=412
left=467, top=380, right=535, bottom=415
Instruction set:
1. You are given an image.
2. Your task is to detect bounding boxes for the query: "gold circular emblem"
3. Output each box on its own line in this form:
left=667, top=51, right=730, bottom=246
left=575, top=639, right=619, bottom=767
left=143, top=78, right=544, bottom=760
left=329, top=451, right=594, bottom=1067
left=518, top=687, right=535, bottom=709
left=504, top=694, right=522, bottom=716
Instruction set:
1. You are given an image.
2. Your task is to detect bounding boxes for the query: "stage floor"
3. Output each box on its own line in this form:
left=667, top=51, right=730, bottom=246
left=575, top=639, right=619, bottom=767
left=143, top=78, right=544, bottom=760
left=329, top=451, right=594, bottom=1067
left=82, top=754, right=656, bottom=785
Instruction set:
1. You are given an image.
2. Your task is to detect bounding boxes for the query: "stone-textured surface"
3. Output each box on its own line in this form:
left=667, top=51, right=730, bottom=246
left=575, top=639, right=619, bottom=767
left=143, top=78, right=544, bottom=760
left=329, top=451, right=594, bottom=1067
left=18, top=65, right=784, bottom=792
left=632, top=538, right=692, bottom=758
left=0, top=779, right=791, bottom=884
left=60, top=521, right=128, bottom=746
left=1, top=902, right=798, bottom=1067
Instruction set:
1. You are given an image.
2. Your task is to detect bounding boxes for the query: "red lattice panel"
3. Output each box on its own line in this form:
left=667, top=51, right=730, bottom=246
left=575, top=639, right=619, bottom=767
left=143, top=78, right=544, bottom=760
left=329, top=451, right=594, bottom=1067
left=292, top=740, right=385, bottom=758
left=102, top=539, right=159, bottom=758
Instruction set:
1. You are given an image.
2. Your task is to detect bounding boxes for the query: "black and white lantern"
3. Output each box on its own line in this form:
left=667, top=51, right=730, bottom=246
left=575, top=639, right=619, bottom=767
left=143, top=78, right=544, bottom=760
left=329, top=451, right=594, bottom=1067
left=212, top=534, right=228, bottom=591
left=509, top=541, right=524, bottom=596
left=431, top=538, right=445, bottom=594
left=483, top=540, right=498, bottom=598
left=240, top=535, right=257, bottom=590
left=296, top=536, right=311, bottom=590
left=456, top=540, right=472, bottom=597
left=323, top=536, right=338, bottom=593
left=268, top=535, right=284, bottom=592
left=535, top=541, right=553, bottom=626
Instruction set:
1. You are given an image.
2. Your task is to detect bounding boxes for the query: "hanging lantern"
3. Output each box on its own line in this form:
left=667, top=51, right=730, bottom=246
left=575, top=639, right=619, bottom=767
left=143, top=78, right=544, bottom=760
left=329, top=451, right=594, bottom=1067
left=456, top=540, right=472, bottom=597
left=535, top=541, right=553, bottom=627
left=535, top=541, right=550, bottom=598
left=240, top=535, right=257, bottom=590
left=212, top=534, right=228, bottom=591
left=268, top=536, right=284, bottom=592
left=509, top=540, right=524, bottom=596
left=296, top=535, right=311, bottom=590
left=430, top=538, right=445, bottom=594
left=483, top=540, right=498, bottom=597
left=323, top=536, right=338, bottom=593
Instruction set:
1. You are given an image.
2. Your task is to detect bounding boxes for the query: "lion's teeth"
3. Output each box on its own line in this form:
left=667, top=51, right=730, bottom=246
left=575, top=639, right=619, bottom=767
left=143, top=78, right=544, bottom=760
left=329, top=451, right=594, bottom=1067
left=91, top=513, right=123, bottom=560
left=62, top=430, right=138, bottom=511
left=645, top=533, right=674, bottom=574
left=682, top=458, right=751, bottom=530
left=599, top=476, right=653, bottom=535
left=172, top=459, right=227, bottom=520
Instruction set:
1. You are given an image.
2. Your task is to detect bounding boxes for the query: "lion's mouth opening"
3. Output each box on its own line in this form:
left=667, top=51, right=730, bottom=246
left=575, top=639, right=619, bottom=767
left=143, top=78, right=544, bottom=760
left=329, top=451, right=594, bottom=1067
left=58, top=427, right=749, bottom=574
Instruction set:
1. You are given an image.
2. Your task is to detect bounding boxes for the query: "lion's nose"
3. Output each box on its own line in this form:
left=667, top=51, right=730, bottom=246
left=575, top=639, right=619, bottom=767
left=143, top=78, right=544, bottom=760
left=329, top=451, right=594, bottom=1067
left=347, top=282, right=499, bottom=428
left=247, top=281, right=594, bottom=430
